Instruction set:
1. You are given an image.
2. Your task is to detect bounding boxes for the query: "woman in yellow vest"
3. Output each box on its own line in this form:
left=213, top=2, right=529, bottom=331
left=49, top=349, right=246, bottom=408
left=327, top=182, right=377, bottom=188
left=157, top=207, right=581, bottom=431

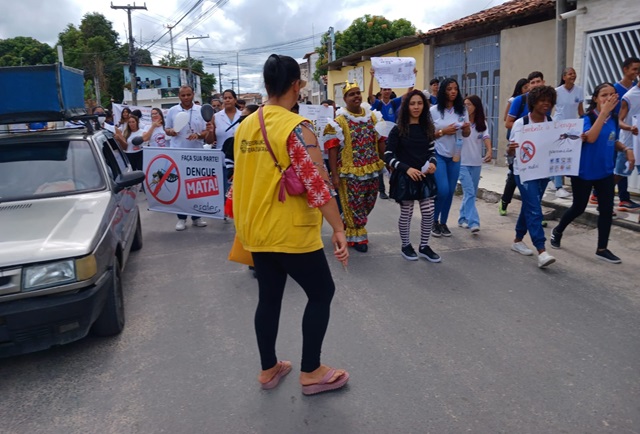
left=233, top=54, right=349, bottom=395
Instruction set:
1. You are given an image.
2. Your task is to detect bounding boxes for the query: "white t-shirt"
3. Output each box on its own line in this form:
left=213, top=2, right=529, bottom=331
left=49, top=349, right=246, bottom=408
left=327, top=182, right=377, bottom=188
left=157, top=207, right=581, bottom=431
left=214, top=108, right=242, bottom=149
left=554, top=84, right=583, bottom=121
left=461, top=123, right=490, bottom=166
left=430, top=105, right=469, bottom=158
left=143, top=124, right=169, bottom=148
left=620, top=85, right=640, bottom=147
left=126, top=129, right=144, bottom=153
left=166, top=103, right=206, bottom=149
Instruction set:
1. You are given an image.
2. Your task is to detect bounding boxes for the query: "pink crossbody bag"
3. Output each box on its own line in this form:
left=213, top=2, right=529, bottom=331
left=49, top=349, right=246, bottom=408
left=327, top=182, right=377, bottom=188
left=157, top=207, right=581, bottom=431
left=258, top=106, right=306, bottom=202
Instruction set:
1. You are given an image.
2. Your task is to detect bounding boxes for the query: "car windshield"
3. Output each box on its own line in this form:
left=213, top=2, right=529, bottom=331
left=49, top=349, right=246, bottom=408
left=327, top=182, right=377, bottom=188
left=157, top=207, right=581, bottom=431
left=0, top=139, right=105, bottom=202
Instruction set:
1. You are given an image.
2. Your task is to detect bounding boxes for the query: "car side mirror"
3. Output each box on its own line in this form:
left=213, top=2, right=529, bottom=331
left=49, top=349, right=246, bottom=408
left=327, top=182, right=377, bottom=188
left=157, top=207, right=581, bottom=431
left=114, top=171, right=145, bottom=193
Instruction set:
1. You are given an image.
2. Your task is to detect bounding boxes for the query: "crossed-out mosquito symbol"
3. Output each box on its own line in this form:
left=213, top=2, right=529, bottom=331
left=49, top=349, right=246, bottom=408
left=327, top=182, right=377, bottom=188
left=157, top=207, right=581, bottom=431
left=554, top=131, right=581, bottom=147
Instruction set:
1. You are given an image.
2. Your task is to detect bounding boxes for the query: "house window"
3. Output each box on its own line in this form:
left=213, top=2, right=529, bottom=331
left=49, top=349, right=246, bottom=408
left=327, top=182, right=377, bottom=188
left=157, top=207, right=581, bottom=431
left=167, top=76, right=171, bottom=88
left=583, top=23, right=640, bottom=101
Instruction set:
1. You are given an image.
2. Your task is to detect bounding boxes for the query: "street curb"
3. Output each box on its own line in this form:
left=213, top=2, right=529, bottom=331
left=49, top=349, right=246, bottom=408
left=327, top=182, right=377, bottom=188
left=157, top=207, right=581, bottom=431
left=474, top=187, right=640, bottom=232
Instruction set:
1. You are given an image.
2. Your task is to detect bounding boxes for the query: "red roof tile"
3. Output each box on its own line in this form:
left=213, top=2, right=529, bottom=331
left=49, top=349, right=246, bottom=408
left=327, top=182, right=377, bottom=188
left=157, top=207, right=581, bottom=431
left=420, top=0, right=555, bottom=38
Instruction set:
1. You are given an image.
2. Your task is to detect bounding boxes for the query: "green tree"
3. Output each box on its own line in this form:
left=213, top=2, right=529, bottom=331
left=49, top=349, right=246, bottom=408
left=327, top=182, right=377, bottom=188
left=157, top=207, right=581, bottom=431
left=0, top=36, right=57, bottom=66
left=314, top=15, right=417, bottom=81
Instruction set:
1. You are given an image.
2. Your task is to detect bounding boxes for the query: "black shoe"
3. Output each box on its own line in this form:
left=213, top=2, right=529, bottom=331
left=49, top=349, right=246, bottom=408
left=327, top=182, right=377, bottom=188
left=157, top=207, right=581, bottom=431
left=353, top=243, right=368, bottom=253
left=379, top=192, right=389, bottom=200
left=401, top=244, right=418, bottom=261
left=595, top=249, right=621, bottom=264
left=440, top=224, right=452, bottom=237
left=431, top=222, right=442, bottom=237
left=550, top=228, right=562, bottom=249
left=418, top=245, right=441, bottom=263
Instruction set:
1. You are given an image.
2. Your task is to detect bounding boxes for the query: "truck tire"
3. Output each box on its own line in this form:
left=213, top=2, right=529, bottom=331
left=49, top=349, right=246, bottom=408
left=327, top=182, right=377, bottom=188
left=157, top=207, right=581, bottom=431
left=92, top=257, right=125, bottom=337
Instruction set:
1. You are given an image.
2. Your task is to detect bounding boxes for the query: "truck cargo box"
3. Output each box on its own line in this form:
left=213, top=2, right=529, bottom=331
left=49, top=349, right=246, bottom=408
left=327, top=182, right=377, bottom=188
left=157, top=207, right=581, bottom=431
left=0, top=63, right=86, bottom=124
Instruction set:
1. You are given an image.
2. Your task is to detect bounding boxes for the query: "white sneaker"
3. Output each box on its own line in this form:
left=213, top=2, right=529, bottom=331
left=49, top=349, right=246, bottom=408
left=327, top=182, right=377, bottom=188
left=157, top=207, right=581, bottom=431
left=192, top=219, right=207, bottom=227
left=537, top=251, right=556, bottom=268
left=175, top=219, right=187, bottom=231
left=511, top=241, right=534, bottom=256
left=555, top=187, right=571, bottom=199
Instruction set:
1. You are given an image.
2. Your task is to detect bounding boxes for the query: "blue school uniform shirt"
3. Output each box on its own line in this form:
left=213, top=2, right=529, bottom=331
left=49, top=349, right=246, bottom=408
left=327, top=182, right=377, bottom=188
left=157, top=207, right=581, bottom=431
left=371, top=97, right=403, bottom=122
left=579, top=113, right=617, bottom=180
left=613, top=81, right=636, bottom=115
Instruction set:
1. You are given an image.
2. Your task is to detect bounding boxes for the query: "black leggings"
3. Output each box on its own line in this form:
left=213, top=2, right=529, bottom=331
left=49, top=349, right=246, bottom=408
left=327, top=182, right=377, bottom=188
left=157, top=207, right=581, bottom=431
left=252, top=249, right=335, bottom=373
left=555, top=175, right=614, bottom=250
left=501, top=161, right=517, bottom=206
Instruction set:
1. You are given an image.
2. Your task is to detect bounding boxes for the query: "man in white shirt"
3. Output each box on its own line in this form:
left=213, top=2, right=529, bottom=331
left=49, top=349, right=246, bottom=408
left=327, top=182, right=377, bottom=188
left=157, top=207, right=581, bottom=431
left=165, top=85, right=210, bottom=230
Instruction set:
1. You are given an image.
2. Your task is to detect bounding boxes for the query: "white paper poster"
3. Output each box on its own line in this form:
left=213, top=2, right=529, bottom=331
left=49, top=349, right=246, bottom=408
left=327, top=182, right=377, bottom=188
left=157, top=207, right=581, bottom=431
left=143, top=147, right=225, bottom=218
left=513, top=118, right=584, bottom=182
left=112, top=103, right=170, bottom=127
left=371, top=57, right=416, bottom=88
left=298, top=104, right=335, bottom=150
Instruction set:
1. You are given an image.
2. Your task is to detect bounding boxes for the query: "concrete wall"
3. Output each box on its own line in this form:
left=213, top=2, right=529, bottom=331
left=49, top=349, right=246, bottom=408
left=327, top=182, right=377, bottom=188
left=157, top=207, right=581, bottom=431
left=496, top=20, right=558, bottom=164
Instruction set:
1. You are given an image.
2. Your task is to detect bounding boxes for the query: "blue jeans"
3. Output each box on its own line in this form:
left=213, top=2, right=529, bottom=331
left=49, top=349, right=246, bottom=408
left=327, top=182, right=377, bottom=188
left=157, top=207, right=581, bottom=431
left=552, top=175, right=563, bottom=189
left=514, top=176, right=547, bottom=251
left=434, top=153, right=461, bottom=225
left=458, top=165, right=481, bottom=228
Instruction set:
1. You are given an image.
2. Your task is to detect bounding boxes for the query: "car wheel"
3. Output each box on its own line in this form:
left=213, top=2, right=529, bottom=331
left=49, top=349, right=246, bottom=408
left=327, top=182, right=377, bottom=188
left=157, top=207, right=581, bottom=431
left=131, top=213, right=143, bottom=251
left=92, top=257, right=125, bottom=337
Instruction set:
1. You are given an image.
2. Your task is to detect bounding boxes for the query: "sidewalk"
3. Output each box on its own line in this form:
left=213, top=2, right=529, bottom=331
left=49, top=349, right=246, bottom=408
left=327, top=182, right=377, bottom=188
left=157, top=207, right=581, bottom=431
left=476, top=164, right=640, bottom=232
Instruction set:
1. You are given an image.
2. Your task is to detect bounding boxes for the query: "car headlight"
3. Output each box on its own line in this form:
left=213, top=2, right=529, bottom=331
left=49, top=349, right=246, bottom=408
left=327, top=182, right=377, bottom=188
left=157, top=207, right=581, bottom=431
left=22, top=255, right=98, bottom=292
left=23, top=260, right=76, bottom=291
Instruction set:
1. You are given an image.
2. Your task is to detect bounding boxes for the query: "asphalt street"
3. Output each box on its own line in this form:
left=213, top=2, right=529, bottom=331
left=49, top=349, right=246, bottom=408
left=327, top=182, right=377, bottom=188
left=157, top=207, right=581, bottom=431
left=1, top=192, right=639, bottom=434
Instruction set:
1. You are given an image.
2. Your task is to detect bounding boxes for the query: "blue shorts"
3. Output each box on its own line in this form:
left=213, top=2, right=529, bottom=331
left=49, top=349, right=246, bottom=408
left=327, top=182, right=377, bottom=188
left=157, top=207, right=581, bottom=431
left=613, top=151, right=636, bottom=176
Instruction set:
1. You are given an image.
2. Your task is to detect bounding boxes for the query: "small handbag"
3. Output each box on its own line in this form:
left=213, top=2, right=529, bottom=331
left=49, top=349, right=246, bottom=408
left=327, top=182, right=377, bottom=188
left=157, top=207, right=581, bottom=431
left=389, top=169, right=438, bottom=202
left=258, top=106, right=306, bottom=202
left=228, top=235, right=254, bottom=266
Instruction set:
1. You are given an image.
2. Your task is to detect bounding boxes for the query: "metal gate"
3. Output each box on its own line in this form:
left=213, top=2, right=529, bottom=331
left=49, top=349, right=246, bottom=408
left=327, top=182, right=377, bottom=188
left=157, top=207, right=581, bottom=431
left=583, top=23, right=640, bottom=193
left=434, top=35, right=501, bottom=158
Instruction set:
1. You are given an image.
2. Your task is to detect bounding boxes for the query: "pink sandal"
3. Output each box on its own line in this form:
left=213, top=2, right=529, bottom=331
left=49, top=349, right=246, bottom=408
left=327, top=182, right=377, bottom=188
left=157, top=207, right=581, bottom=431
left=260, top=361, right=292, bottom=390
left=301, top=369, right=349, bottom=395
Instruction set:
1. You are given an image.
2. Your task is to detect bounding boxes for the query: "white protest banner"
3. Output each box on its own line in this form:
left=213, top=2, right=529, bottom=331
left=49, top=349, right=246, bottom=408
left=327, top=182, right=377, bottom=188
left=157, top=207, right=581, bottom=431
left=143, top=147, right=225, bottom=218
left=371, top=57, right=416, bottom=88
left=514, top=118, right=584, bottom=182
left=112, top=103, right=170, bottom=127
left=298, top=104, right=334, bottom=151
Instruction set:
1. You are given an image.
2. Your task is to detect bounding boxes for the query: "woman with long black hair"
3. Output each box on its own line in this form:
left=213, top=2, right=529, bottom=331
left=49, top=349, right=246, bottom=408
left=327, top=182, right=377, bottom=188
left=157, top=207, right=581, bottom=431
left=385, top=90, right=440, bottom=262
left=550, top=83, right=635, bottom=263
left=429, top=78, right=470, bottom=237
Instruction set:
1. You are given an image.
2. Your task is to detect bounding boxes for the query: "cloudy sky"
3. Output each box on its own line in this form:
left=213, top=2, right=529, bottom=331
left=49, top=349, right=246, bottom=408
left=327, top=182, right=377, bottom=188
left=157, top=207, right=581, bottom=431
left=1, top=0, right=508, bottom=94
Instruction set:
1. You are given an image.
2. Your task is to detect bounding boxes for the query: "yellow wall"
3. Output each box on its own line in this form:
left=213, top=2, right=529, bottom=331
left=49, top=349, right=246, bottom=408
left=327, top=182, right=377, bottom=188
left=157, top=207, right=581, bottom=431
left=326, top=42, right=427, bottom=106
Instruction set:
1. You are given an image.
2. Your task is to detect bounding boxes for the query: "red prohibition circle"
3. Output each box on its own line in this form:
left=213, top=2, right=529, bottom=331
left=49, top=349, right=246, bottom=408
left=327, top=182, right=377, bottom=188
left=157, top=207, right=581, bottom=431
left=520, top=140, right=536, bottom=164
left=145, top=154, right=181, bottom=205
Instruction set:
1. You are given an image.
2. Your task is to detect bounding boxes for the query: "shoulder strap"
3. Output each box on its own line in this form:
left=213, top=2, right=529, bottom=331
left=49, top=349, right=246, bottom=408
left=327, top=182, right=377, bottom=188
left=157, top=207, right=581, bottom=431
left=522, top=114, right=530, bottom=125
left=546, top=114, right=553, bottom=121
left=258, top=106, right=283, bottom=172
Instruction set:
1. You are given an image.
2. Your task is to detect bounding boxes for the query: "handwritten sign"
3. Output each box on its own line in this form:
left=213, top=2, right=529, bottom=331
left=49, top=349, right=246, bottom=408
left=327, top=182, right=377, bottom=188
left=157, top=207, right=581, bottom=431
left=371, top=57, right=416, bottom=88
left=513, top=119, right=584, bottom=182
left=298, top=105, right=335, bottom=152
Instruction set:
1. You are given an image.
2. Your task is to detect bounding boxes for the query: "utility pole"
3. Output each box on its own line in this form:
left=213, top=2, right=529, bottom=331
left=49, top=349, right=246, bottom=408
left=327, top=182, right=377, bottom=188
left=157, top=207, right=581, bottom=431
left=209, top=62, right=227, bottom=94
left=165, top=24, right=175, bottom=57
left=329, top=27, right=336, bottom=62
left=111, top=2, right=147, bottom=105
left=186, top=35, right=209, bottom=89
left=236, top=51, right=240, bottom=96
left=230, top=78, right=238, bottom=93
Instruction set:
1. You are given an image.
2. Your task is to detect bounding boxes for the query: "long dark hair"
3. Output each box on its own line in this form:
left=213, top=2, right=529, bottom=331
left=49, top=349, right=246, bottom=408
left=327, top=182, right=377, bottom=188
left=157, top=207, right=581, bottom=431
left=586, top=82, right=616, bottom=114
left=436, top=78, right=465, bottom=116
left=465, top=95, right=487, bottom=132
left=151, top=108, right=165, bottom=126
left=397, top=90, right=435, bottom=141
left=263, top=54, right=300, bottom=98
left=559, top=67, right=575, bottom=86
left=511, top=78, right=528, bottom=98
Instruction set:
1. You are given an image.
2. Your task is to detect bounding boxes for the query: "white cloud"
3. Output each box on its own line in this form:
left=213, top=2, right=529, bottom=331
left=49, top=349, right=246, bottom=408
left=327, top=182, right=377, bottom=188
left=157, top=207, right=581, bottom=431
left=2, top=0, right=508, bottom=94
